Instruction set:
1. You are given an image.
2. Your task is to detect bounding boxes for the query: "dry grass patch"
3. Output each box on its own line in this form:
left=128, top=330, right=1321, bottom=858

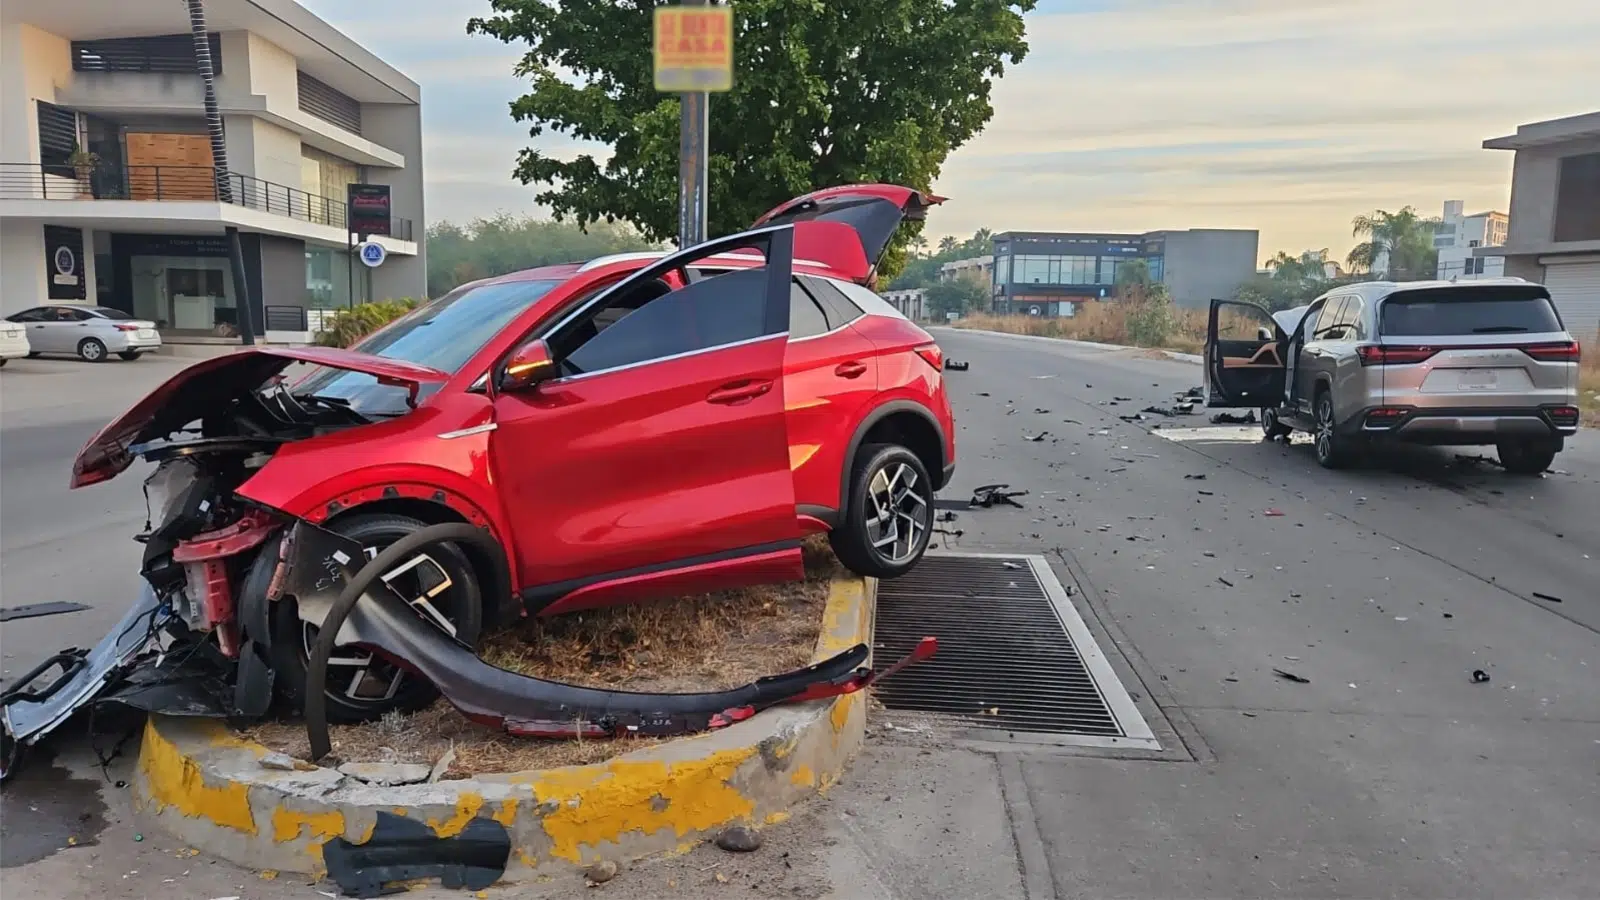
left=245, top=538, right=842, bottom=777
left=954, top=304, right=1210, bottom=355
left=1581, top=334, right=1599, bottom=427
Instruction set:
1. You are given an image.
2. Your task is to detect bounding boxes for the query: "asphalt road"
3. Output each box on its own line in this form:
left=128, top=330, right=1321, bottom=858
left=1, top=333, right=1595, bottom=899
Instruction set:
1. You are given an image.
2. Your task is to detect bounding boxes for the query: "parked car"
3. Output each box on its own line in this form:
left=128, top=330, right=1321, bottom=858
left=4, top=305, right=161, bottom=361
left=0, top=319, right=29, bottom=366
left=47, top=183, right=955, bottom=725
left=1206, top=278, right=1581, bottom=473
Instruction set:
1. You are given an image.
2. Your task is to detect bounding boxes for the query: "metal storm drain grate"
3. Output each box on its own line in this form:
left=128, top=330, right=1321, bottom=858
left=874, top=553, right=1159, bottom=749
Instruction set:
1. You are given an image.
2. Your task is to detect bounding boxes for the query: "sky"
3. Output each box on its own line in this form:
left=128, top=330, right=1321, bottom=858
left=303, top=0, right=1600, bottom=266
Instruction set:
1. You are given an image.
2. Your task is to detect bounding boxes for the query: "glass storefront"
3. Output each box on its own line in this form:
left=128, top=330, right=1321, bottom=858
left=305, top=245, right=353, bottom=309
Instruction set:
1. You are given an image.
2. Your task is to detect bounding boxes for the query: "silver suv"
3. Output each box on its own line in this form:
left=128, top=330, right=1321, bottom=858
left=1205, top=279, right=1582, bottom=473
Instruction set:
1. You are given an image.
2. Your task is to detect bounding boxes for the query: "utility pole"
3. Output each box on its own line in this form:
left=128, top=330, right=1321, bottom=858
left=677, top=0, right=709, bottom=249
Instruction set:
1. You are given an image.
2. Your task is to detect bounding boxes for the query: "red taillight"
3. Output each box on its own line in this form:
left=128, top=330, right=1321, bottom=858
left=1546, top=406, right=1580, bottom=427
left=1521, top=341, right=1581, bottom=362
left=1363, top=407, right=1407, bottom=428
left=914, top=343, right=943, bottom=372
left=1357, top=345, right=1438, bottom=366
left=114, top=323, right=140, bottom=332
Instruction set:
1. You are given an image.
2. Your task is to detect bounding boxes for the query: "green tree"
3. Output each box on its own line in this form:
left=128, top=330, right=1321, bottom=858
left=467, top=0, right=1037, bottom=280
left=886, top=226, right=996, bottom=289
left=425, top=214, right=658, bottom=297
left=925, top=277, right=988, bottom=319
left=1348, top=207, right=1439, bottom=280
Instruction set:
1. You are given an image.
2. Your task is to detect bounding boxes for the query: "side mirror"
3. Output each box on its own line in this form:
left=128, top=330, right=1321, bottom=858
left=1257, top=326, right=1273, bottom=341
left=500, top=338, right=557, bottom=392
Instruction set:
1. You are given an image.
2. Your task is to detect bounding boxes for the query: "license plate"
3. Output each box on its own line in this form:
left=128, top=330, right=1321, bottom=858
left=1457, top=369, right=1497, bottom=390
left=3, top=329, right=18, bottom=339
left=137, top=329, right=156, bottom=339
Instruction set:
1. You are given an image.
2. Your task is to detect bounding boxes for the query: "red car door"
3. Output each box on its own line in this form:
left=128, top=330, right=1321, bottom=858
left=489, top=227, right=802, bottom=615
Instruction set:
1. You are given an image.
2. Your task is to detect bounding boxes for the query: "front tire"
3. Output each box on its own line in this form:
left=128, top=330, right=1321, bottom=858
left=830, top=444, right=935, bottom=579
left=1497, top=439, right=1557, bottom=475
left=1261, top=407, right=1292, bottom=441
left=77, top=338, right=107, bottom=362
left=269, top=513, right=483, bottom=723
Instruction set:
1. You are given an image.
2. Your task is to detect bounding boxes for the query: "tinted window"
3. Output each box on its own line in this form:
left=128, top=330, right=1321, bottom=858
left=790, top=280, right=832, bottom=338
left=1311, top=298, right=1349, bottom=338
left=800, top=276, right=865, bottom=326
left=8, top=308, right=49, bottom=323
left=293, top=278, right=559, bottom=414
left=1379, top=288, right=1565, bottom=336
left=565, top=267, right=769, bottom=375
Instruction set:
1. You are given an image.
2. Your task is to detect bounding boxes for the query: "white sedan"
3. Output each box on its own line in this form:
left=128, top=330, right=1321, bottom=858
left=0, top=318, right=30, bottom=367
left=4, top=305, right=161, bottom=361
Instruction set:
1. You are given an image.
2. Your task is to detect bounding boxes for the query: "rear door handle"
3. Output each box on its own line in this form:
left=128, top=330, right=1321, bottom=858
left=706, top=379, right=773, bottom=405
left=834, top=361, right=867, bottom=379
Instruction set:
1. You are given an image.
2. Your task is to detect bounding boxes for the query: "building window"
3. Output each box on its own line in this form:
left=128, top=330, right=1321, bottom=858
left=1097, top=257, right=1118, bottom=284
left=1468, top=239, right=1480, bottom=248
left=993, top=254, right=1010, bottom=286
left=36, top=101, right=79, bottom=174
left=1554, top=151, right=1600, bottom=243
left=306, top=246, right=354, bottom=309
left=297, top=72, right=362, bottom=135
left=72, top=33, right=222, bottom=74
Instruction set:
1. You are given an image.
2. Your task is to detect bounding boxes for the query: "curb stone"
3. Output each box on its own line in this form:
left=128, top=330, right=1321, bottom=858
left=132, top=576, right=876, bottom=879
left=930, top=325, right=1204, bottom=364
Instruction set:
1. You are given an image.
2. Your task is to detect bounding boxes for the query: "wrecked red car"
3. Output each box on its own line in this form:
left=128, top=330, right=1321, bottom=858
left=0, top=185, right=953, bottom=773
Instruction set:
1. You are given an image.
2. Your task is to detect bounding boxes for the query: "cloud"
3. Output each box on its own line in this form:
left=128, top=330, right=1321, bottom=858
left=303, top=0, right=1599, bottom=259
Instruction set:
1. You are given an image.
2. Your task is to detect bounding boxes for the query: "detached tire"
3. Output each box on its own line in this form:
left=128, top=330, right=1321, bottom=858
left=830, top=444, right=935, bottom=580
left=1497, top=439, right=1558, bottom=475
left=269, top=513, right=483, bottom=723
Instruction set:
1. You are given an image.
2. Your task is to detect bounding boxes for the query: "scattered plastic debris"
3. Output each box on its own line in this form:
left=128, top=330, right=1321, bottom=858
left=971, top=484, right=1028, bottom=508
left=1272, top=668, right=1310, bottom=684
left=1264, top=508, right=1285, bottom=517
left=943, top=359, right=970, bottom=371
left=1531, top=592, right=1563, bottom=604
left=1024, top=431, right=1049, bottom=442
left=1211, top=410, right=1257, bottom=424
left=1471, top=670, right=1491, bottom=684
left=322, top=811, right=510, bottom=898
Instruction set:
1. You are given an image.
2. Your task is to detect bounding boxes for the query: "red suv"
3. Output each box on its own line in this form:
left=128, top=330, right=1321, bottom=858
left=59, top=184, right=957, bottom=723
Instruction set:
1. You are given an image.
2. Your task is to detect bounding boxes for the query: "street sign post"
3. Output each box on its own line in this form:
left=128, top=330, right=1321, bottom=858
left=653, top=2, right=733, bottom=250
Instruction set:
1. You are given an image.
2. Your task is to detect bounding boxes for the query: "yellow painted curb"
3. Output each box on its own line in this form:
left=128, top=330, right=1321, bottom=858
left=132, top=575, right=875, bottom=878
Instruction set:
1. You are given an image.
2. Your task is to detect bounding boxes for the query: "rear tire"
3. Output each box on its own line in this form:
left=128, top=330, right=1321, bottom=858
left=1496, top=439, right=1557, bottom=475
left=1313, top=389, right=1354, bottom=469
left=830, top=444, right=935, bottom=580
left=77, top=338, right=107, bottom=362
left=269, top=512, right=483, bottom=724
left=118, top=351, right=142, bottom=361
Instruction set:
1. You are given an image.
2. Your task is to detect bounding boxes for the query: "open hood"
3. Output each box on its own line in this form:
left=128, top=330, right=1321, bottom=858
left=753, top=184, right=945, bottom=284
left=70, top=347, right=449, bottom=489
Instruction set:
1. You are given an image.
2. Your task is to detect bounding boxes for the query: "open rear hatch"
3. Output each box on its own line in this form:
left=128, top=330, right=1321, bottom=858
left=752, top=184, right=945, bottom=284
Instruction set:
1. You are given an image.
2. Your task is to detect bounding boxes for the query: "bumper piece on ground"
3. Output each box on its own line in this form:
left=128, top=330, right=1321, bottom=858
left=287, top=520, right=936, bottom=761
left=323, top=810, right=510, bottom=898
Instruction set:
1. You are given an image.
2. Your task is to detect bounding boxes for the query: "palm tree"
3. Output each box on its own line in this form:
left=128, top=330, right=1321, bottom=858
left=937, top=235, right=959, bottom=256
left=1348, top=207, right=1439, bottom=280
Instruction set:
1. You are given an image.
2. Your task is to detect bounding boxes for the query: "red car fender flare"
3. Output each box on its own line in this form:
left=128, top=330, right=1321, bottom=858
left=837, top=400, right=949, bottom=516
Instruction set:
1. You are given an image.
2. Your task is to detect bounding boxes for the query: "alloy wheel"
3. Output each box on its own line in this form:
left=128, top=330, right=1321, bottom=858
left=863, top=461, right=928, bottom=564
left=300, top=547, right=457, bottom=703
left=1315, top=397, right=1335, bottom=462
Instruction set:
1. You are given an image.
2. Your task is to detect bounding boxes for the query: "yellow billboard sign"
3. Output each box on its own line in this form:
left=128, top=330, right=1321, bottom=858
left=653, top=5, right=734, bottom=92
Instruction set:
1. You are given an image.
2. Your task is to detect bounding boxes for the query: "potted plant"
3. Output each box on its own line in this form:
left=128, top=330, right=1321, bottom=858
left=68, top=144, right=99, bottom=197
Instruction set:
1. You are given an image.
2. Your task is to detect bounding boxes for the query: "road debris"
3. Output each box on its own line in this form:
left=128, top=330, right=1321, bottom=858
left=971, top=484, right=1028, bottom=508
left=0, top=602, right=92, bottom=623
left=1531, top=592, right=1563, bottom=603
left=1471, top=669, right=1491, bottom=684
left=1264, top=508, right=1285, bottom=517
left=323, top=811, right=510, bottom=898
left=714, top=825, right=763, bottom=853
left=428, top=746, right=457, bottom=783
left=1024, top=431, right=1049, bottom=442
left=943, top=359, right=970, bottom=371
left=1184, top=473, right=1206, bottom=480
left=1272, top=668, right=1311, bottom=684
left=1218, top=577, right=1234, bottom=587
left=1211, top=410, right=1257, bottom=424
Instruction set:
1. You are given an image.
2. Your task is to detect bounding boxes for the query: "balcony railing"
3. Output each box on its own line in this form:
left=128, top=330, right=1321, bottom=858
left=0, top=162, right=413, bottom=242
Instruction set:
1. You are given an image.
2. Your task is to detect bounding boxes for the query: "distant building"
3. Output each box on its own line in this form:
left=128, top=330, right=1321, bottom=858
left=1434, top=200, right=1508, bottom=280
left=880, top=288, right=927, bottom=321
left=991, top=228, right=1259, bottom=315
left=939, top=255, right=992, bottom=284
left=1481, top=111, right=1600, bottom=337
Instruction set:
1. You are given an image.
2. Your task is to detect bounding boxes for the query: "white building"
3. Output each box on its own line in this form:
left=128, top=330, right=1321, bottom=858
left=1, top=0, right=424, bottom=341
left=939, top=255, right=993, bottom=284
left=1433, top=200, right=1508, bottom=281
left=1481, top=111, right=1600, bottom=339
left=880, top=288, right=927, bottom=321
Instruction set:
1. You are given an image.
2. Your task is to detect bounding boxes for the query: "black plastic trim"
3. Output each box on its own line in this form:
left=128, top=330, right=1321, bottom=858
left=519, top=539, right=804, bottom=614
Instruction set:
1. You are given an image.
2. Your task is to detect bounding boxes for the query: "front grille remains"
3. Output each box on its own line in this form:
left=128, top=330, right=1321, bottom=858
left=873, top=553, right=1157, bottom=747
